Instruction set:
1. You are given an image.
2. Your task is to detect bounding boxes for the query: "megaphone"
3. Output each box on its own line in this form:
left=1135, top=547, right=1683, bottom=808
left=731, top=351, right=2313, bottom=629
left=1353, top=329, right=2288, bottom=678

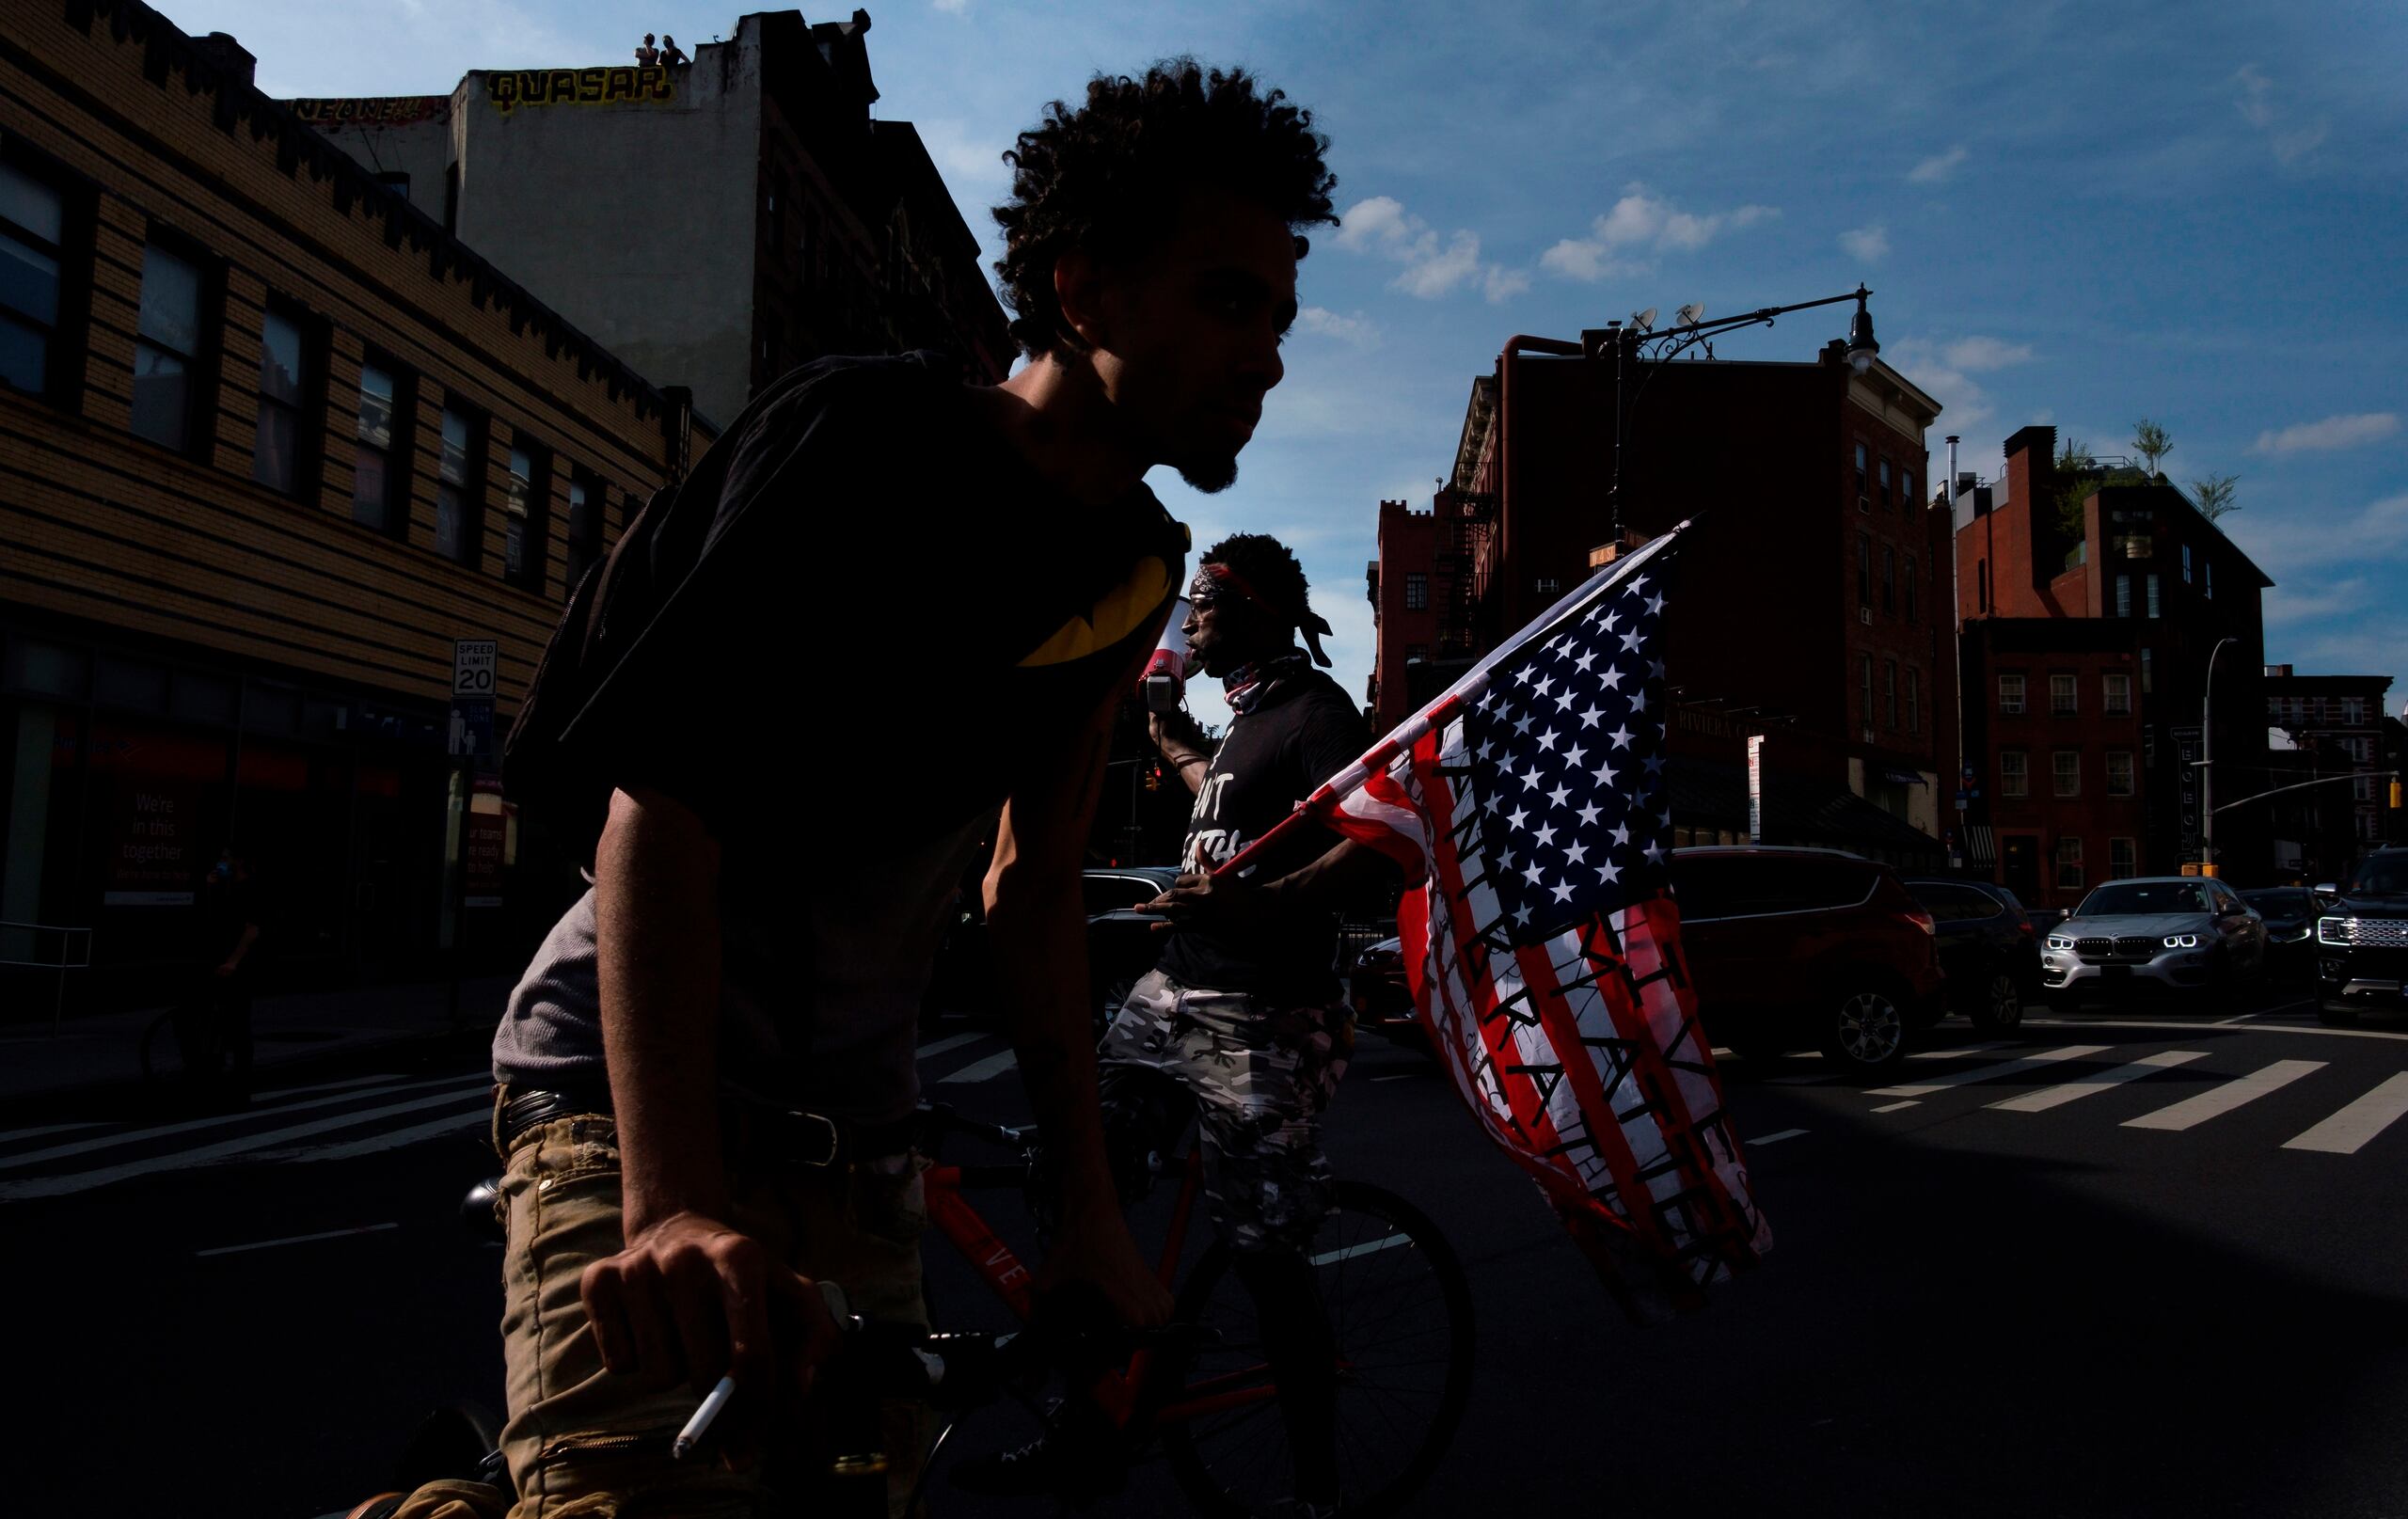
left=1140, top=598, right=1192, bottom=714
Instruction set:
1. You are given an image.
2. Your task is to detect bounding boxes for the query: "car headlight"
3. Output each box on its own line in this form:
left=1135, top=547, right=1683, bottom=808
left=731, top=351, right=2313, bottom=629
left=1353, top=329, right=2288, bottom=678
left=2318, top=916, right=2354, bottom=945
left=2045, top=935, right=2075, bottom=952
left=2276, top=924, right=2311, bottom=942
left=2162, top=934, right=2200, bottom=949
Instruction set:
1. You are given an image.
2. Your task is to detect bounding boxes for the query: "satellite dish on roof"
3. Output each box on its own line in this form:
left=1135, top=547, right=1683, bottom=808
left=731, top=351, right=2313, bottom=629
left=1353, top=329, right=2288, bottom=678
left=1675, top=302, right=1704, bottom=325
left=1630, top=308, right=1658, bottom=333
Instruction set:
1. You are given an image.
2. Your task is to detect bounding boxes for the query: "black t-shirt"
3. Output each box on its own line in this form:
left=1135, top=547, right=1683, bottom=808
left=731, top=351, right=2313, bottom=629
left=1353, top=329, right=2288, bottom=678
left=1155, top=668, right=1366, bottom=1000
left=196, top=876, right=258, bottom=964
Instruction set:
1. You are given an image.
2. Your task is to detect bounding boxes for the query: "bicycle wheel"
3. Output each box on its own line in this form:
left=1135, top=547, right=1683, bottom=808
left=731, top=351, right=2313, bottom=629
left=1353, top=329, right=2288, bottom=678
left=1162, top=1180, right=1473, bottom=1518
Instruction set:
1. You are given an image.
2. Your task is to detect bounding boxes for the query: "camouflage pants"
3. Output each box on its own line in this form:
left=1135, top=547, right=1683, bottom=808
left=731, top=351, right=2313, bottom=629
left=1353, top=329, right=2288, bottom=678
left=1095, top=969, right=1353, bottom=1255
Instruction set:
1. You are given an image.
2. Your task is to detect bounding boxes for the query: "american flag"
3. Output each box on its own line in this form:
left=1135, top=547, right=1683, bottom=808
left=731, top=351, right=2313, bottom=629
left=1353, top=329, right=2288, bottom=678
left=1234, top=525, right=1768, bottom=1311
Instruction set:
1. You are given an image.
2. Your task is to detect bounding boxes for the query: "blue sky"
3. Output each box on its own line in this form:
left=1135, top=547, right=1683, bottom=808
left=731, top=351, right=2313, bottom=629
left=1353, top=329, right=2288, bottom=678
left=228, top=0, right=2407, bottom=730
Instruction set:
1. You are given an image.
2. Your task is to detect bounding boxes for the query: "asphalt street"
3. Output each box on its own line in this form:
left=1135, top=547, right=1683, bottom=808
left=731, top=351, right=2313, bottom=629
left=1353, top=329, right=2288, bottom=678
left=5, top=977, right=2407, bottom=1517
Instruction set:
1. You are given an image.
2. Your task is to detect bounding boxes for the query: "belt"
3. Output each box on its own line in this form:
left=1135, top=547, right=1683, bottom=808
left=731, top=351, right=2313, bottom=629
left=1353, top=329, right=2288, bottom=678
left=498, top=1084, right=920, bottom=1168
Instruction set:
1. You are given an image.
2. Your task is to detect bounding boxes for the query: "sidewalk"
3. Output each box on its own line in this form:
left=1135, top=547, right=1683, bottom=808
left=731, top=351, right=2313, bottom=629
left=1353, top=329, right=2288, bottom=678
left=0, top=974, right=516, bottom=1107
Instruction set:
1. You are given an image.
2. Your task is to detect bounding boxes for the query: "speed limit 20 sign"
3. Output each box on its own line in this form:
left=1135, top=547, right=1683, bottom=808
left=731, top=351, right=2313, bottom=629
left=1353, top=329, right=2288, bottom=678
left=452, top=638, right=499, bottom=700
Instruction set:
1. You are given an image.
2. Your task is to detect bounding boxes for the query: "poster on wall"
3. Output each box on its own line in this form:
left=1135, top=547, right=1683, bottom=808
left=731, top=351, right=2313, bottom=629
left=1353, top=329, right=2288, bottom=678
left=103, top=783, right=198, bottom=907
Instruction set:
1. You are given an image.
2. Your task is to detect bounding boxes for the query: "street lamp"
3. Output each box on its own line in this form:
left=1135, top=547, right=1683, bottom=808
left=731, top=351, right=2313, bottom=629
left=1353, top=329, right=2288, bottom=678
left=2199, top=635, right=2237, bottom=873
left=1589, top=285, right=1880, bottom=543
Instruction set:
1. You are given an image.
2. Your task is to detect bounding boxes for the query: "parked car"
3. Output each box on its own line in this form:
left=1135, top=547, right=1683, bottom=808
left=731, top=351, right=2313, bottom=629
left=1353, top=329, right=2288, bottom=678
left=2240, top=887, right=2321, bottom=980
left=2315, top=847, right=2408, bottom=1026
left=1671, top=847, right=1943, bottom=1073
left=1904, top=878, right=2040, bottom=1031
left=1348, top=936, right=1424, bottom=1049
left=2038, top=876, right=2268, bottom=1009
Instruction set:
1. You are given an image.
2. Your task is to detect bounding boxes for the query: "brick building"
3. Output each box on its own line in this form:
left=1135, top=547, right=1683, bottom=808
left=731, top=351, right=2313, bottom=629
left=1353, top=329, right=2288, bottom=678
left=1952, top=426, right=2275, bottom=905
left=1367, top=335, right=1953, bottom=865
left=0, top=2, right=702, bottom=1008
left=296, top=8, right=1014, bottom=429
left=2262, top=667, right=2402, bottom=860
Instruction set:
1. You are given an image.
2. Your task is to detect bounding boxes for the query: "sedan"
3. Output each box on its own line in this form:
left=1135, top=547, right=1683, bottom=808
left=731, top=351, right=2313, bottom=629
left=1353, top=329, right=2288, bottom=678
left=2240, top=887, right=2320, bottom=980
left=1348, top=936, right=1426, bottom=1051
left=2039, top=876, right=2269, bottom=1009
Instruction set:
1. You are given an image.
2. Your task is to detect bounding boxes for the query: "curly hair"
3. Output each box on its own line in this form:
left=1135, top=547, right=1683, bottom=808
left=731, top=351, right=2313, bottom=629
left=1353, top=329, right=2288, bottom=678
left=992, top=59, right=1339, bottom=356
left=1202, top=532, right=1312, bottom=624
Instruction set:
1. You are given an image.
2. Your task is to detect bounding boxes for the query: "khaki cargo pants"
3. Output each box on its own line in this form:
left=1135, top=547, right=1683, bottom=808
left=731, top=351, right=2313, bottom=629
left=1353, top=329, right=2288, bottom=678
left=396, top=1100, right=932, bottom=1519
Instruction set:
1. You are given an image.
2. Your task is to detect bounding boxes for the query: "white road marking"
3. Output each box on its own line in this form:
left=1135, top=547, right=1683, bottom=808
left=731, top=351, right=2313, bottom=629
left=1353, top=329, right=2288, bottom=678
left=1371, top=1072, right=1423, bottom=1083
left=1747, top=1129, right=1809, bottom=1146
left=1870, top=1100, right=1921, bottom=1114
left=1310, top=1233, right=1413, bottom=1267
left=0, top=1120, right=110, bottom=1145
left=2281, top=1072, right=2408, bottom=1155
left=1988, top=1051, right=2210, bottom=1113
left=196, top=1222, right=399, bottom=1258
left=0, top=1071, right=486, bottom=1173
left=914, top=1033, right=985, bottom=1060
left=0, top=1085, right=513, bottom=1201
left=2123, top=1059, right=2325, bottom=1131
left=249, top=1102, right=493, bottom=1163
left=1908, top=1041, right=2016, bottom=1061
left=937, top=1050, right=1021, bottom=1085
left=2025, top=1016, right=2408, bottom=1045
left=252, top=1072, right=415, bottom=1101
left=1869, top=1045, right=2114, bottom=1099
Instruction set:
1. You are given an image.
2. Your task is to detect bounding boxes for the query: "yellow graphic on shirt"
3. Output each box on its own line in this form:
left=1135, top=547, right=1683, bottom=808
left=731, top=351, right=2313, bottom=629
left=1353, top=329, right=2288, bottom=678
left=1017, top=554, right=1179, bottom=668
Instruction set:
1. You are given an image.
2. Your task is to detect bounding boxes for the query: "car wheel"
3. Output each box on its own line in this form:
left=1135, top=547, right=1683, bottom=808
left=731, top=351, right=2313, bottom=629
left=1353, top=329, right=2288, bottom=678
left=1823, top=986, right=1909, bottom=1073
left=1970, top=969, right=2025, bottom=1032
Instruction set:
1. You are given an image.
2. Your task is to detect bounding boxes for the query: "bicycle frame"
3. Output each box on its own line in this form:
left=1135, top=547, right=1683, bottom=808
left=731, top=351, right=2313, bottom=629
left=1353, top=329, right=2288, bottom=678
left=922, top=1147, right=1279, bottom=1430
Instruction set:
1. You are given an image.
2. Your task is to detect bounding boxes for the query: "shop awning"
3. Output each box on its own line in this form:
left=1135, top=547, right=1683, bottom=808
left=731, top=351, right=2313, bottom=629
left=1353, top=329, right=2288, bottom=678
left=1880, top=767, right=1927, bottom=786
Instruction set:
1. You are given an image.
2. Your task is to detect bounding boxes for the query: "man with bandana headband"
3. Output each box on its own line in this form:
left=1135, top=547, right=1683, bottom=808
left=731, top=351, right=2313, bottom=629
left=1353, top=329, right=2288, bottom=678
left=958, top=532, right=1389, bottom=1514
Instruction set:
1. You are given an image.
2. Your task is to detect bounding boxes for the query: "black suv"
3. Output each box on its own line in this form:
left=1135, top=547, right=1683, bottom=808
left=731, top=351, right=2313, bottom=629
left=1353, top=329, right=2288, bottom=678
left=2316, top=847, right=2408, bottom=1025
left=1904, top=878, right=2040, bottom=1031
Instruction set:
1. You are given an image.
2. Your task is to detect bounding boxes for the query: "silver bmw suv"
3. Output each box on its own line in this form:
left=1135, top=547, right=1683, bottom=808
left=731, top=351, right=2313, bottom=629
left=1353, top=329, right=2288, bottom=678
left=2039, top=876, right=2269, bottom=1007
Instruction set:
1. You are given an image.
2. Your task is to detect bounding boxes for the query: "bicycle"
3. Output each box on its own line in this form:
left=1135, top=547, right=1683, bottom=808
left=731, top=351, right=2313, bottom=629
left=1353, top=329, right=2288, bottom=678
left=325, top=1100, right=1474, bottom=1518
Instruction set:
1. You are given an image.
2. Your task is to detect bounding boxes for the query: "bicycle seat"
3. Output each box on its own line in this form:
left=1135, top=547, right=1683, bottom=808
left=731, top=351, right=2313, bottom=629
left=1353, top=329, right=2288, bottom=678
left=459, top=1177, right=504, bottom=1243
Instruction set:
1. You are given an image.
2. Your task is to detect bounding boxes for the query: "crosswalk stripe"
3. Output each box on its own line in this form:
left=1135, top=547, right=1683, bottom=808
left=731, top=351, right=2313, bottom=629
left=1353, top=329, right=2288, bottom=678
left=1988, top=1051, right=2210, bottom=1113
left=2281, top=1072, right=2408, bottom=1155
left=914, top=1033, right=986, bottom=1060
left=1869, top=1045, right=2113, bottom=1099
left=2122, top=1058, right=2325, bottom=1131
left=1908, top=1041, right=2015, bottom=1061
left=0, top=1086, right=510, bottom=1201
left=1748, top=1129, right=1810, bottom=1147
left=249, top=1101, right=494, bottom=1163
left=937, top=1050, right=1021, bottom=1085
left=0, top=1071, right=485, bottom=1172
left=1871, top=1100, right=1920, bottom=1114
left=0, top=1120, right=109, bottom=1145
left=252, top=1072, right=417, bottom=1101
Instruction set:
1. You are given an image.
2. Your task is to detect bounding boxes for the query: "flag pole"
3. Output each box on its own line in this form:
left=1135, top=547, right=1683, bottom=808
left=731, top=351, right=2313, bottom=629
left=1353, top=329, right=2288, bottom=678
left=1212, top=521, right=1690, bottom=880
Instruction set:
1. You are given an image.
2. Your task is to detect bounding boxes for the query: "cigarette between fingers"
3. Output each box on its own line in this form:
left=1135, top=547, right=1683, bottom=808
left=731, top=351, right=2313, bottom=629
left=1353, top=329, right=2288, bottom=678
left=673, top=1374, right=738, bottom=1461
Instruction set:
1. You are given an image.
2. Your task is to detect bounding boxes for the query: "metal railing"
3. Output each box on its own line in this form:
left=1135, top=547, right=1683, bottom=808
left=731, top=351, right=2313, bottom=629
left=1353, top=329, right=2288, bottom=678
left=1, top=921, right=95, bottom=1032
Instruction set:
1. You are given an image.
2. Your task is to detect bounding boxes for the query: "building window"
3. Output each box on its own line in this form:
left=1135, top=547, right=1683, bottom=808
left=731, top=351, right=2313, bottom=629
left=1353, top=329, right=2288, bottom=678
left=2103, top=672, right=2131, bottom=716
left=2360, top=812, right=2382, bottom=843
left=0, top=155, right=70, bottom=399
left=565, top=470, right=605, bottom=588
left=2142, top=647, right=2153, bottom=694
left=1885, top=659, right=1898, bottom=728
left=2115, top=575, right=2131, bottom=618
left=352, top=358, right=408, bottom=534
left=1854, top=441, right=1866, bottom=496
left=1405, top=642, right=1429, bottom=662
left=1861, top=654, right=1873, bottom=728
left=2353, top=775, right=2373, bottom=803
left=1535, top=577, right=1561, bottom=598
left=2050, top=672, right=2077, bottom=716
left=436, top=404, right=482, bottom=565
left=2053, top=750, right=2082, bottom=798
left=2057, top=836, right=2084, bottom=891
left=1878, top=457, right=1892, bottom=509
left=1403, top=572, right=1428, bottom=610
left=2109, top=837, right=2136, bottom=879
left=132, top=239, right=209, bottom=451
left=2181, top=543, right=2194, bottom=583
left=2344, top=696, right=2367, bottom=724
left=2001, top=751, right=2029, bottom=799
left=2000, top=672, right=2026, bottom=715
left=2106, top=751, right=2134, bottom=797
left=1905, top=555, right=1919, bottom=623
left=1908, top=669, right=1921, bottom=734
left=249, top=300, right=317, bottom=498
left=1903, top=470, right=1915, bottom=505
left=2205, top=561, right=2213, bottom=599
left=2146, top=573, right=2161, bottom=618
left=1858, top=533, right=1872, bottom=607
left=502, top=439, right=549, bottom=592
left=1881, top=544, right=1895, bottom=611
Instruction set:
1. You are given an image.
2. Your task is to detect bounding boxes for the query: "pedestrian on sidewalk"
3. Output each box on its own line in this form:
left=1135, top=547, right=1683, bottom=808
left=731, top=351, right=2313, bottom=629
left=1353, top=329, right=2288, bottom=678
left=179, top=842, right=261, bottom=1100
left=384, top=56, right=1340, bottom=1519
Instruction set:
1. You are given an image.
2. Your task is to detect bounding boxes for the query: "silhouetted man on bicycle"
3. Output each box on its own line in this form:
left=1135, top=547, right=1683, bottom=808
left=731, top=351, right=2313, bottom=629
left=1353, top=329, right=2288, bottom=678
left=397, top=58, right=1339, bottom=1519
left=957, top=534, right=1390, bottom=1515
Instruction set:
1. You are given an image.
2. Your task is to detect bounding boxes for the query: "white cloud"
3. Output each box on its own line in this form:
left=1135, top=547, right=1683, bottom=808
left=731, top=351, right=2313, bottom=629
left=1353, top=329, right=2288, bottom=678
left=1908, top=146, right=1969, bottom=184
left=1540, top=184, right=1778, bottom=282
left=932, top=0, right=971, bottom=12
left=2252, top=412, right=2400, bottom=454
left=912, top=119, right=1009, bottom=192
left=1295, top=307, right=1381, bottom=348
left=2232, top=64, right=2328, bottom=166
left=1839, top=225, right=1889, bottom=261
left=1333, top=195, right=1527, bottom=303
left=1886, top=337, right=1995, bottom=435
left=1942, top=336, right=2036, bottom=372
